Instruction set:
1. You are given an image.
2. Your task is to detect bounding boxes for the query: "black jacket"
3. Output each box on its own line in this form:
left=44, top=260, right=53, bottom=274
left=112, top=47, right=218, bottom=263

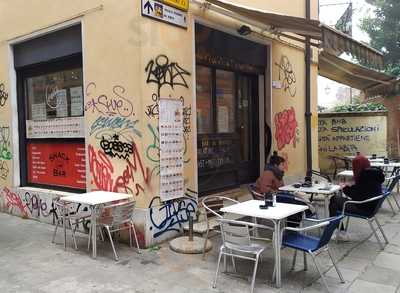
left=343, top=167, right=385, bottom=215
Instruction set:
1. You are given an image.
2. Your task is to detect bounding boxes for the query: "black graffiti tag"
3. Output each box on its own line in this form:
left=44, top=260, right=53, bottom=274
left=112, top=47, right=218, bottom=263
left=275, top=55, right=296, bottom=97
left=0, top=160, right=9, bottom=180
left=148, top=196, right=197, bottom=238
left=85, top=82, right=135, bottom=117
left=145, top=94, right=159, bottom=119
left=100, top=134, right=134, bottom=160
left=145, top=55, right=191, bottom=98
left=0, top=83, right=8, bottom=107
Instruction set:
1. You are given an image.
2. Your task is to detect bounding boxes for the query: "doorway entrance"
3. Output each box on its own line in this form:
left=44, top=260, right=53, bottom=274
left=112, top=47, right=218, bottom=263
left=195, top=24, right=267, bottom=195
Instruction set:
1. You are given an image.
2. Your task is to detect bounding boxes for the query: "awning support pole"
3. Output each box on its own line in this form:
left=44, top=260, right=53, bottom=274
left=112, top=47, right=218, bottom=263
left=305, top=0, right=312, bottom=176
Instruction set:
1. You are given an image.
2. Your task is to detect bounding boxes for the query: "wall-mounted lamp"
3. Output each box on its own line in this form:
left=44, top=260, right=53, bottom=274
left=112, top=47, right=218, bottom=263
left=237, top=25, right=252, bottom=36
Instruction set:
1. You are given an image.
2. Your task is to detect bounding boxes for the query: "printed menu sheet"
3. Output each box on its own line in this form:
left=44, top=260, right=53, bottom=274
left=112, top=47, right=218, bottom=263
left=159, top=98, right=184, bottom=201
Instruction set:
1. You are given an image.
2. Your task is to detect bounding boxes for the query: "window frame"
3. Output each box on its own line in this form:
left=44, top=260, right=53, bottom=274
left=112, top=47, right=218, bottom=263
left=17, top=53, right=86, bottom=193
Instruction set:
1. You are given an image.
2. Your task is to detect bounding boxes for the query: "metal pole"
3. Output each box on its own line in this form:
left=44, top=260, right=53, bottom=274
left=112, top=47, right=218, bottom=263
left=188, top=216, right=194, bottom=241
left=305, top=0, right=312, bottom=176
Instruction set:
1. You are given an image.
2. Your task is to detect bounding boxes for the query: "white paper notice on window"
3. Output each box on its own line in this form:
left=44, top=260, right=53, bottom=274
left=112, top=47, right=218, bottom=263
left=159, top=98, right=184, bottom=202
left=217, top=105, right=229, bottom=133
left=56, top=89, right=68, bottom=118
left=31, top=103, right=46, bottom=121
left=70, top=86, right=83, bottom=116
left=26, top=117, right=85, bottom=138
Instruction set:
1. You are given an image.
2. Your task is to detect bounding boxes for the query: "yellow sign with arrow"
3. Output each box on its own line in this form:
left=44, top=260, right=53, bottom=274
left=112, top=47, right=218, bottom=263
left=160, top=0, right=189, bottom=11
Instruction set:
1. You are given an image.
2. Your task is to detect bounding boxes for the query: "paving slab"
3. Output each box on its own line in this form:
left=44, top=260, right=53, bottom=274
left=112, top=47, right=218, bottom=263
left=358, top=264, right=400, bottom=287
left=373, top=252, right=400, bottom=272
left=1, top=210, right=400, bottom=293
left=347, top=279, right=397, bottom=293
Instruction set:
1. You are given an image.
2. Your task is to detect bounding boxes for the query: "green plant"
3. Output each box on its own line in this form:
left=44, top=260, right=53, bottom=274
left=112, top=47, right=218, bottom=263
left=332, top=102, right=387, bottom=112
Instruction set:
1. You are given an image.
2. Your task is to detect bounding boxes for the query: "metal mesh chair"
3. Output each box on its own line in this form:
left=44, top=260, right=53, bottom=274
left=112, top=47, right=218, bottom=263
left=212, top=218, right=271, bottom=293
left=201, top=195, right=239, bottom=259
left=281, top=216, right=345, bottom=293
left=383, top=170, right=400, bottom=215
left=88, top=200, right=140, bottom=260
left=51, top=198, right=91, bottom=250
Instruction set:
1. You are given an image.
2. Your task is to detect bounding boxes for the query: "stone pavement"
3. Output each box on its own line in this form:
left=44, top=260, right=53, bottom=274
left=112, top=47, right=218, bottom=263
left=0, top=201, right=400, bottom=293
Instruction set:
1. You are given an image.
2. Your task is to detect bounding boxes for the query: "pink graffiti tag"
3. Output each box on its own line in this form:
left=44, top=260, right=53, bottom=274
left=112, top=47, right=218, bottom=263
left=88, top=143, right=151, bottom=196
left=275, top=107, right=298, bottom=151
left=2, top=187, right=28, bottom=217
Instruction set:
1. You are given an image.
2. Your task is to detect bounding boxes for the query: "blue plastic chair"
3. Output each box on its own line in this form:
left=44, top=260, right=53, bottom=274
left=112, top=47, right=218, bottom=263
left=281, top=216, right=345, bottom=292
left=341, top=192, right=390, bottom=250
left=383, top=170, right=400, bottom=215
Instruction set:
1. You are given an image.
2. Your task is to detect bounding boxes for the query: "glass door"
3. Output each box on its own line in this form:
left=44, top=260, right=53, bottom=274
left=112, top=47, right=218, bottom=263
left=196, top=65, right=260, bottom=195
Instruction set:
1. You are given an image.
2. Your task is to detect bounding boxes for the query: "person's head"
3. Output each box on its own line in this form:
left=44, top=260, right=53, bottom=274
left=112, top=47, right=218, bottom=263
left=270, top=151, right=286, bottom=171
left=352, top=155, right=371, bottom=182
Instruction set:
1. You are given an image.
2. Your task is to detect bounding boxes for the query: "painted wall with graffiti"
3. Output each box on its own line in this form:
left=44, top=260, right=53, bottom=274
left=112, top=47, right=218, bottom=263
left=0, top=0, right=320, bottom=247
left=271, top=43, right=319, bottom=178
left=80, top=1, right=198, bottom=245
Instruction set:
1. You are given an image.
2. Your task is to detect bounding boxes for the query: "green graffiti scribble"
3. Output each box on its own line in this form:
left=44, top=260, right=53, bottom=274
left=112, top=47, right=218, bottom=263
left=146, top=123, right=191, bottom=177
left=0, top=147, right=11, bottom=160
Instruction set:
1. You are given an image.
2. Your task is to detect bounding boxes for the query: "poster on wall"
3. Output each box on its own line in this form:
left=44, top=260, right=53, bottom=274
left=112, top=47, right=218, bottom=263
left=318, top=113, right=387, bottom=173
left=70, top=86, right=83, bottom=116
left=56, top=89, right=68, bottom=117
left=26, top=117, right=85, bottom=138
left=31, top=103, right=47, bottom=120
left=159, top=98, right=184, bottom=201
left=27, top=142, right=86, bottom=189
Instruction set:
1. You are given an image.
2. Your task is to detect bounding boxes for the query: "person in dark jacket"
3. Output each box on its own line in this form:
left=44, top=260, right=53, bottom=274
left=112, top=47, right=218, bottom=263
left=255, top=151, right=285, bottom=197
left=329, top=155, right=385, bottom=240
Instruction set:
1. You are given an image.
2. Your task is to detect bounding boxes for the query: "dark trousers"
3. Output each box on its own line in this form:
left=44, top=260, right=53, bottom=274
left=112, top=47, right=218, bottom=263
left=329, top=195, right=370, bottom=230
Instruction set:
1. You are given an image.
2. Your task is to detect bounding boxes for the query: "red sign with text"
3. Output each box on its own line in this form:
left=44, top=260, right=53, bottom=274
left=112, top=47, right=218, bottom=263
left=27, top=143, right=86, bottom=190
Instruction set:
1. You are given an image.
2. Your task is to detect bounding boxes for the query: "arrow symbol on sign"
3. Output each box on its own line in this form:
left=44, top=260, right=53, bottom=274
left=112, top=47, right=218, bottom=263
left=144, top=1, right=154, bottom=14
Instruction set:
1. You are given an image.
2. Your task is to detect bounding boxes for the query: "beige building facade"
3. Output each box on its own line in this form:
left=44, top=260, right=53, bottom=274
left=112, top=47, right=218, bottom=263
left=0, top=0, right=319, bottom=246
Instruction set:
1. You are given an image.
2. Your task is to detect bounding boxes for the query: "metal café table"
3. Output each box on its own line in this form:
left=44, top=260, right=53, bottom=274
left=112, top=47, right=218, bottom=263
left=60, top=191, right=132, bottom=258
left=337, top=170, right=353, bottom=177
left=221, top=200, right=308, bottom=288
left=279, top=183, right=342, bottom=218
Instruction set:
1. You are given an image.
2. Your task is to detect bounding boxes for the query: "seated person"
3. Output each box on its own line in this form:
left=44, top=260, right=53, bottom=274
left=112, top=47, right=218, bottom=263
left=255, top=151, right=285, bottom=198
left=329, top=155, right=385, bottom=239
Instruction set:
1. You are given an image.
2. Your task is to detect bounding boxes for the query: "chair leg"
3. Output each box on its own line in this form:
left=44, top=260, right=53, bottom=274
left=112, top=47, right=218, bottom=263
left=223, top=254, right=227, bottom=272
left=202, top=229, right=210, bottom=260
left=129, top=225, right=133, bottom=248
left=52, top=220, right=60, bottom=243
left=212, top=249, right=223, bottom=289
left=310, top=252, right=331, bottom=293
left=98, top=226, right=105, bottom=241
left=368, top=219, right=384, bottom=250
left=105, top=226, right=119, bottom=261
left=69, top=218, right=78, bottom=250
left=291, top=250, right=297, bottom=271
left=131, top=221, right=141, bottom=253
left=303, top=252, right=308, bottom=271
left=327, top=248, right=345, bottom=283
left=231, top=251, right=237, bottom=273
left=344, top=217, right=350, bottom=231
left=392, top=193, right=400, bottom=210
left=250, top=255, right=260, bottom=293
left=386, top=197, right=396, bottom=216
left=87, top=224, right=92, bottom=251
left=374, top=217, right=389, bottom=244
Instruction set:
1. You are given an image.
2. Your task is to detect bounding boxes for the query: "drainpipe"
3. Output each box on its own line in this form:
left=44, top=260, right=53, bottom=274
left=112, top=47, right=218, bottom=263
left=305, top=0, right=312, bottom=176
